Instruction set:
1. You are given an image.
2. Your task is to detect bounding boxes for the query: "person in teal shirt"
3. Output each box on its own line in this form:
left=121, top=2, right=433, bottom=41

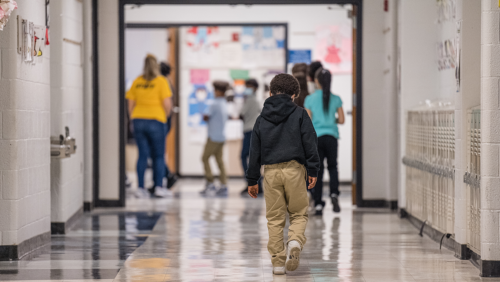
left=304, top=68, right=345, bottom=215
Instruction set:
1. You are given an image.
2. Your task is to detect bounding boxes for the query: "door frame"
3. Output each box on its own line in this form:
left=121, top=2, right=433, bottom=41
left=94, top=0, right=364, bottom=207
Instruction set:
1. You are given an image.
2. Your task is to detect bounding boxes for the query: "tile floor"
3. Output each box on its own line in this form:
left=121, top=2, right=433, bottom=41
left=0, top=179, right=498, bottom=282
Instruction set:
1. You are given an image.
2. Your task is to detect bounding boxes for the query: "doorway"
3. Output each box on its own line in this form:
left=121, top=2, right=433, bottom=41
left=113, top=0, right=363, bottom=206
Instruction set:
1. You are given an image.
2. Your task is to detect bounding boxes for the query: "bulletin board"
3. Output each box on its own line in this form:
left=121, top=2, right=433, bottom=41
left=178, top=24, right=287, bottom=176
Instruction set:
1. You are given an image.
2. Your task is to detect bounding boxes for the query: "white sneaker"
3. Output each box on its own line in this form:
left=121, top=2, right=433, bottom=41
left=154, top=186, right=173, bottom=198
left=134, top=188, right=150, bottom=199
left=285, top=240, right=301, bottom=272
left=273, top=266, right=286, bottom=275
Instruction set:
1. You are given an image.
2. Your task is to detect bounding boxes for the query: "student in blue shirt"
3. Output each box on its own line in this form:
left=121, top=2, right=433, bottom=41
left=304, top=69, right=345, bottom=215
left=200, top=81, right=229, bottom=196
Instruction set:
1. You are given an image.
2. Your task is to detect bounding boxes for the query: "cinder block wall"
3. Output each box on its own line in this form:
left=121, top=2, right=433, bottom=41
left=481, top=0, right=500, bottom=262
left=49, top=0, right=85, bottom=226
left=362, top=0, right=399, bottom=202
left=0, top=0, right=51, bottom=246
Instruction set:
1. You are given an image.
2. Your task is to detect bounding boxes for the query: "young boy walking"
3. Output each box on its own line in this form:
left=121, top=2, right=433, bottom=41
left=246, top=74, right=320, bottom=275
left=200, top=81, right=229, bottom=196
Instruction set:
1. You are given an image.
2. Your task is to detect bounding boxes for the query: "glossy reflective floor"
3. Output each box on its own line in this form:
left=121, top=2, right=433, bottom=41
left=1, top=179, right=498, bottom=281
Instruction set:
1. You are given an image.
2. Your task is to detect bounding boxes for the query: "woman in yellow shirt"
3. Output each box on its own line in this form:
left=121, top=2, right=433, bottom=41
left=126, top=54, right=172, bottom=198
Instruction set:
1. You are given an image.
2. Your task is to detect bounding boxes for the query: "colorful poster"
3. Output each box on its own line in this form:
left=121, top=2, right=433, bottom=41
left=230, top=69, right=249, bottom=80
left=183, top=26, right=220, bottom=67
left=190, top=69, right=210, bottom=84
left=188, top=69, right=212, bottom=130
left=314, top=25, right=352, bottom=74
left=188, top=84, right=213, bottom=127
left=288, top=50, right=312, bottom=64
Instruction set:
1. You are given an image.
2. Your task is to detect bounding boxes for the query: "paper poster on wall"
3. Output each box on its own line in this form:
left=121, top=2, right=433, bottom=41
left=220, top=42, right=242, bottom=67
left=230, top=69, right=249, bottom=80
left=33, top=25, right=46, bottom=63
left=437, top=39, right=456, bottom=71
left=188, top=69, right=213, bottom=143
left=437, top=0, right=457, bottom=23
left=190, top=69, right=210, bottom=84
left=241, top=26, right=286, bottom=69
left=289, top=50, right=312, bottom=64
left=314, top=25, right=352, bottom=74
left=183, top=26, right=220, bottom=67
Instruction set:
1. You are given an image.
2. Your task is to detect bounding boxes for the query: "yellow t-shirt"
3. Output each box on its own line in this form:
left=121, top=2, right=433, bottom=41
left=126, top=76, right=172, bottom=123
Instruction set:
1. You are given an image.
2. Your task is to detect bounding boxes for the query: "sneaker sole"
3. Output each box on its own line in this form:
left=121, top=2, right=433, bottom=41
left=273, top=269, right=286, bottom=275
left=285, top=246, right=301, bottom=272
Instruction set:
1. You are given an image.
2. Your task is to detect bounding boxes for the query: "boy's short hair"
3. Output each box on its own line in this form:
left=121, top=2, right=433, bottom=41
left=269, top=74, right=300, bottom=96
left=213, top=80, right=230, bottom=94
left=245, top=78, right=259, bottom=89
left=308, top=61, right=323, bottom=81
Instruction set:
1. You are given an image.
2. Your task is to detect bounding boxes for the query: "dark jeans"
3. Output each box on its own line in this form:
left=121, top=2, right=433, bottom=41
left=134, top=119, right=166, bottom=189
left=313, top=135, right=339, bottom=206
left=241, top=131, right=262, bottom=191
left=164, top=116, right=172, bottom=178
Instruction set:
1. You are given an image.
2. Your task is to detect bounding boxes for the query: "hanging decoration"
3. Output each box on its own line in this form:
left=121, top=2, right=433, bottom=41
left=0, top=0, right=17, bottom=31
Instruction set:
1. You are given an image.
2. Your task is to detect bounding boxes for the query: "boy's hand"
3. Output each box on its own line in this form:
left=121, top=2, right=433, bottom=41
left=248, top=185, right=259, bottom=198
left=308, top=177, right=317, bottom=189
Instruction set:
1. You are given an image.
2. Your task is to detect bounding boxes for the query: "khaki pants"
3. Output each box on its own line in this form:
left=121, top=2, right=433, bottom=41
left=263, top=160, right=309, bottom=267
left=202, top=138, right=227, bottom=185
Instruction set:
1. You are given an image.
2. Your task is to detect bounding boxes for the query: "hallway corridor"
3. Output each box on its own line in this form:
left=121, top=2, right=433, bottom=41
left=0, top=180, right=492, bottom=282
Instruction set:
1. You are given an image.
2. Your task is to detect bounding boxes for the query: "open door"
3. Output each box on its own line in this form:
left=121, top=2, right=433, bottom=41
left=166, top=27, right=179, bottom=174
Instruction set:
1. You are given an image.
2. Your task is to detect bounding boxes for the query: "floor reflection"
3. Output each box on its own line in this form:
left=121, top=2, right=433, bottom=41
left=0, top=211, right=161, bottom=281
left=0, top=179, right=493, bottom=282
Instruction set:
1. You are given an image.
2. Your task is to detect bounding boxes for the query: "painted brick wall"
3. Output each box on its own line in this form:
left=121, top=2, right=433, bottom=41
left=0, top=0, right=51, bottom=245
left=49, top=0, right=85, bottom=223
left=362, top=0, right=399, bottom=201
left=481, top=0, right=500, bottom=261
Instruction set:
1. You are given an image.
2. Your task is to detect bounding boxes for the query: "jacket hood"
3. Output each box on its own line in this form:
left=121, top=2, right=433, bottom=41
left=261, top=94, right=297, bottom=124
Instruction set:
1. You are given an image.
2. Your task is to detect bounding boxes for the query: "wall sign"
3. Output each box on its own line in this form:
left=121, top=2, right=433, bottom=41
left=288, top=50, right=312, bottom=64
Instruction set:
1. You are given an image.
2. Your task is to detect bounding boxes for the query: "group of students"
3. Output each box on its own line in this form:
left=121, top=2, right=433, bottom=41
left=127, top=55, right=344, bottom=276
left=200, top=61, right=345, bottom=217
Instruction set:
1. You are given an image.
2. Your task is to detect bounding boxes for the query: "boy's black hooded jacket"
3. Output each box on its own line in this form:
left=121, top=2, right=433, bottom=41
left=246, top=94, right=320, bottom=186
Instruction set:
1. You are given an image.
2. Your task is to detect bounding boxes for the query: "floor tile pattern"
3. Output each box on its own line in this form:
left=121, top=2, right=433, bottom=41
left=1, top=179, right=498, bottom=281
left=0, top=211, right=161, bottom=281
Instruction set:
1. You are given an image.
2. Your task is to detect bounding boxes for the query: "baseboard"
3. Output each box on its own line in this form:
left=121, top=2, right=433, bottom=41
left=95, top=200, right=124, bottom=208
left=51, top=206, right=83, bottom=235
left=0, top=231, right=51, bottom=261
left=405, top=211, right=473, bottom=260
left=481, top=260, right=500, bottom=277
left=404, top=210, right=500, bottom=277
left=405, top=211, right=456, bottom=252
left=359, top=199, right=397, bottom=209
left=83, top=201, right=94, bottom=212
left=454, top=241, right=471, bottom=260
left=398, top=208, right=408, bottom=218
